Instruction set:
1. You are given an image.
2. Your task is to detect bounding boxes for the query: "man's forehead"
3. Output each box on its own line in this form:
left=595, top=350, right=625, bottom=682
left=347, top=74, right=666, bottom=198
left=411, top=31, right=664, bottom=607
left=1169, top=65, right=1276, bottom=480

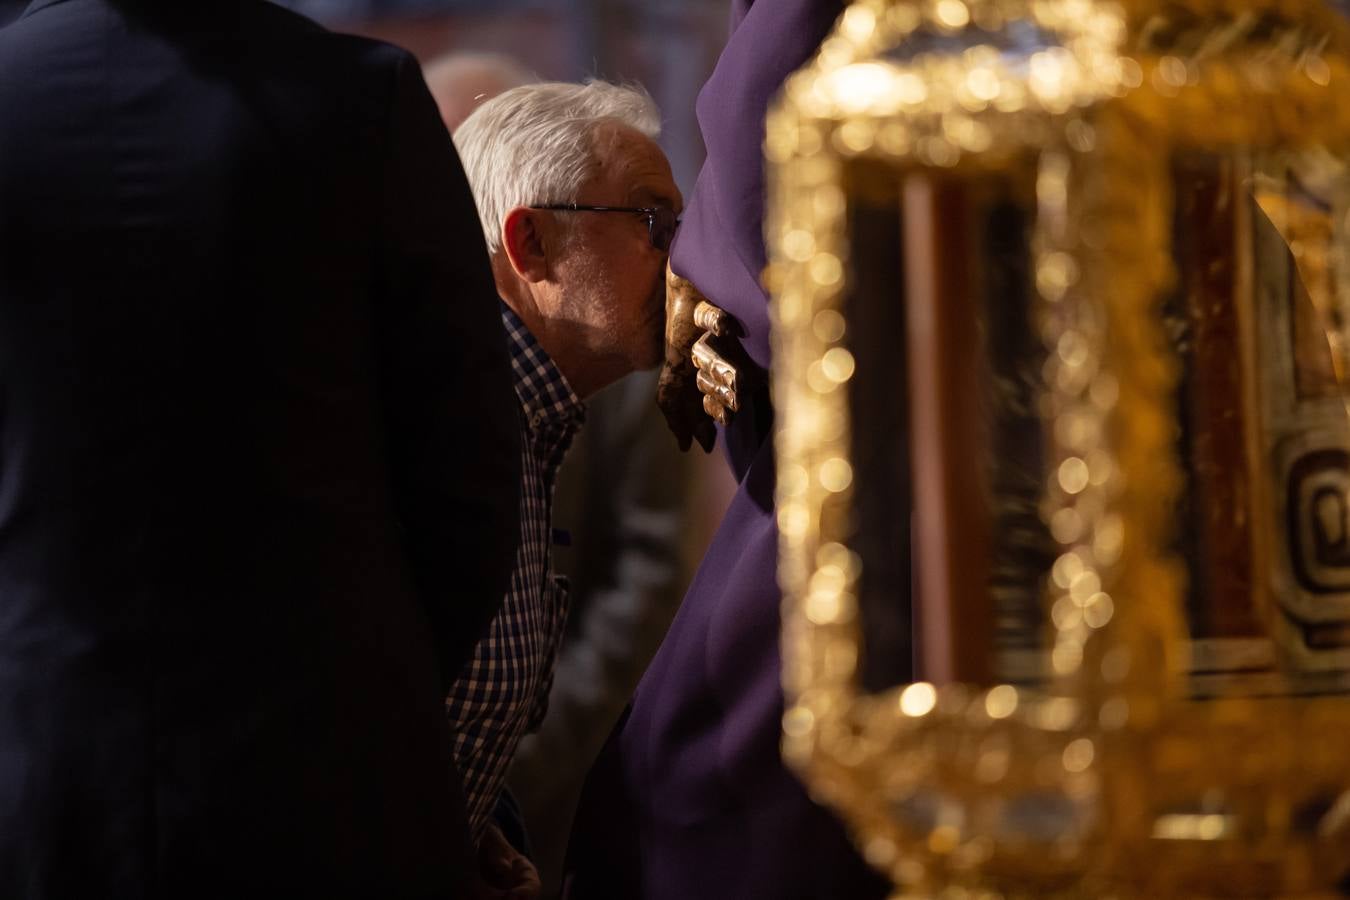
left=591, top=123, right=681, bottom=209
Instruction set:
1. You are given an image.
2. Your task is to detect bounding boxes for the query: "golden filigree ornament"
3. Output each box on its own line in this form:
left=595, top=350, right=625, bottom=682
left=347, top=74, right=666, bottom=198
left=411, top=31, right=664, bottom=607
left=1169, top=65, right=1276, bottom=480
left=768, top=0, right=1350, bottom=896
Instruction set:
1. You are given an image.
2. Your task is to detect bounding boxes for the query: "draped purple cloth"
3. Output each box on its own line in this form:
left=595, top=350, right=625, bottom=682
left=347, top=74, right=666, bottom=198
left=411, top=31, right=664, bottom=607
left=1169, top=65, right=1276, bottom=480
left=563, top=2, right=889, bottom=897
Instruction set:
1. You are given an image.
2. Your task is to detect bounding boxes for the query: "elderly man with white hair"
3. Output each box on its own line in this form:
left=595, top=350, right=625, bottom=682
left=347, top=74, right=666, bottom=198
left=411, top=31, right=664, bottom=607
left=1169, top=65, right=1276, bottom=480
left=447, top=80, right=682, bottom=895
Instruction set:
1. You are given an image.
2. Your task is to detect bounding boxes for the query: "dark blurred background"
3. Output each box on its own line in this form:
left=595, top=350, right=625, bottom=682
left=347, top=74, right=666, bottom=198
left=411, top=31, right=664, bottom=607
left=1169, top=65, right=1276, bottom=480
left=0, top=0, right=727, bottom=195
left=289, top=0, right=727, bottom=194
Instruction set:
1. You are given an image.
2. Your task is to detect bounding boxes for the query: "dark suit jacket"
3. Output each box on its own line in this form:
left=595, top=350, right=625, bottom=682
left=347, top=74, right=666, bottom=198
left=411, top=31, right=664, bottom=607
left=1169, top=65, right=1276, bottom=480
left=0, top=1, right=519, bottom=896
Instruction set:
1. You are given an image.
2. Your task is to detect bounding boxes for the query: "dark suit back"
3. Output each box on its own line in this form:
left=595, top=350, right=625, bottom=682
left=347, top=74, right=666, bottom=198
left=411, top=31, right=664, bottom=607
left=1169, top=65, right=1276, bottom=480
left=0, top=1, right=519, bottom=896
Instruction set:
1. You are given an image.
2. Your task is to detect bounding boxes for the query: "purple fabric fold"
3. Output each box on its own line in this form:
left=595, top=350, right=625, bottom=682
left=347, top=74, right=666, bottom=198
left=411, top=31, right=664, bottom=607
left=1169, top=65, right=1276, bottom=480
left=564, top=2, right=889, bottom=897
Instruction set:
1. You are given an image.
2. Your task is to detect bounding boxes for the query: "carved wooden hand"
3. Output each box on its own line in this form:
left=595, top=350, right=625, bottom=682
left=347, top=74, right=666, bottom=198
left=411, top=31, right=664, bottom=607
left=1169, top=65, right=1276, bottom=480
left=657, top=264, right=743, bottom=452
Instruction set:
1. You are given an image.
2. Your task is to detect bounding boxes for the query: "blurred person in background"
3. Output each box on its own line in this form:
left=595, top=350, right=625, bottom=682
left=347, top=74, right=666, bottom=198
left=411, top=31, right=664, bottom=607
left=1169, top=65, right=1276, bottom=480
left=424, top=50, right=534, bottom=132
left=448, top=80, right=682, bottom=897
left=563, top=0, right=891, bottom=897
left=423, top=46, right=699, bottom=898
left=0, top=0, right=519, bottom=898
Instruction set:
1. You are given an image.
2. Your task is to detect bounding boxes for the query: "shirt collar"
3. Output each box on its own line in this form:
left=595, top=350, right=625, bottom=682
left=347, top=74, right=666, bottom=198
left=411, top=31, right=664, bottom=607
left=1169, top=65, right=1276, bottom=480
left=500, top=302, right=585, bottom=441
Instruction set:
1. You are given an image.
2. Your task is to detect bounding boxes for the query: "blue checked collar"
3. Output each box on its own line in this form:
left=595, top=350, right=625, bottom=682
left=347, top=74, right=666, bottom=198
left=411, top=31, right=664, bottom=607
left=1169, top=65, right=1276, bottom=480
left=500, top=302, right=585, bottom=459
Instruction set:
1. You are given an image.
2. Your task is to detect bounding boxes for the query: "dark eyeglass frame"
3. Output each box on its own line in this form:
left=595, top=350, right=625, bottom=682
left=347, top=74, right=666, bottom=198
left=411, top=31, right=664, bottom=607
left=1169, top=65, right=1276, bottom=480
left=532, top=203, right=680, bottom=252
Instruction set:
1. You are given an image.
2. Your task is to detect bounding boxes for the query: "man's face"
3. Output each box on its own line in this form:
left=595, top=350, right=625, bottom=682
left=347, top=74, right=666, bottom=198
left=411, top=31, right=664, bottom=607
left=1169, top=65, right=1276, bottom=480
left=550, top=123, right=682, bottom=381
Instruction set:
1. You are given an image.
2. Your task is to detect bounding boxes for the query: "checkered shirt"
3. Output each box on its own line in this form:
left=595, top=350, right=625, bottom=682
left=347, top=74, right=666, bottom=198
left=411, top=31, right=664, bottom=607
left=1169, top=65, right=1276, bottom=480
left=446, top=302, right=585, bottom=842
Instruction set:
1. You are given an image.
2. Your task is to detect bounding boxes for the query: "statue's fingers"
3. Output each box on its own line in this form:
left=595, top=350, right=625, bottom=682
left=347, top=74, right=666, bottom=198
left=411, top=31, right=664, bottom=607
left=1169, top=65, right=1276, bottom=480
left=693, top=301, right=729, bottom=337
left=702, top=393, right=730, bottom=426
left=691, top=334, right=734, bottom=379
left=690, top=335, right=714, bottom=370
left=697, top=371, right=738, bottom=415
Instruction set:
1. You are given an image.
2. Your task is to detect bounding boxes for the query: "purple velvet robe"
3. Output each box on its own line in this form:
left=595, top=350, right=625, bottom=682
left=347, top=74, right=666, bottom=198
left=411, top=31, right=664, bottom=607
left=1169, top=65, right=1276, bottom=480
left=564, top=2, right=889, bottom=897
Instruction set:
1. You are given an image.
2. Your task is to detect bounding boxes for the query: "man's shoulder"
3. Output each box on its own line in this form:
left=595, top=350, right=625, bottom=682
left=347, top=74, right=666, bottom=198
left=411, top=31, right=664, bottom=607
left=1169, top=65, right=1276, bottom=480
left=3, top=0, right=418, bottom=76
left=240, top=2, right=417, bottom=77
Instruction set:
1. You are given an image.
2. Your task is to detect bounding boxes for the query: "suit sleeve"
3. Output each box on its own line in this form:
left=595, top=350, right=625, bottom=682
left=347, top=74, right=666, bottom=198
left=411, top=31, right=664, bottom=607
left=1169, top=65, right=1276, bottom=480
left=375, top=50, right=521, bottom=692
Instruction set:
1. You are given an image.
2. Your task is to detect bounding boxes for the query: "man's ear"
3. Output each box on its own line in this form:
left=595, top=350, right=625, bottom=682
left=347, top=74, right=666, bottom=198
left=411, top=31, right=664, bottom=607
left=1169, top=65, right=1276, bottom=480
left=501, top=207, right=551, bottom=283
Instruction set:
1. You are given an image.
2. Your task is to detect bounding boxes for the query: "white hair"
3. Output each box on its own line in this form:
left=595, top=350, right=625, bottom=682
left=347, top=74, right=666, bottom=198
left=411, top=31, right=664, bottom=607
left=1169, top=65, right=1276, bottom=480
left=452, top=80, right=662, bottom=255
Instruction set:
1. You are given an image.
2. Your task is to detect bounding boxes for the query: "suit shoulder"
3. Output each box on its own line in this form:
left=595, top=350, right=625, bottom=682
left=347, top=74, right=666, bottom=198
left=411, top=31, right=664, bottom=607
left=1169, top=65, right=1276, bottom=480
left=239, top=0, right=330, bottom=35
left=251, top=5, right=417, bottom=80
left=328, top=33, right=417, bottom=69
left=242, top=2, right=417, bottom=76
left=330, top=34, right=423, bottom=90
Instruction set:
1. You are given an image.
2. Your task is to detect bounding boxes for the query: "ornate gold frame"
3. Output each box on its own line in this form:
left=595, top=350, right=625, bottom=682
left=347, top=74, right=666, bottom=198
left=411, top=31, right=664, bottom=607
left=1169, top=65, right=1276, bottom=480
left=767, top=0, right=1350, bottom=894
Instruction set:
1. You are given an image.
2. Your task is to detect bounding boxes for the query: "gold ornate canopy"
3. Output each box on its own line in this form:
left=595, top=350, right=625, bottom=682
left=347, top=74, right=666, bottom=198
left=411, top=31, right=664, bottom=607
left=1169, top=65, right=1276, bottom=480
left=767, top=0, right=1350, bottom=895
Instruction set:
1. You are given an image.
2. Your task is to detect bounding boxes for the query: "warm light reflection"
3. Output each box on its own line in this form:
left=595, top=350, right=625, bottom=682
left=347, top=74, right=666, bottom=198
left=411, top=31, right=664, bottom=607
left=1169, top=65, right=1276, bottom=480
left=1152, top=814, right=1233, bottom=841
left=985, top=685, right=1019, bottom=719
left=899, top=682, right=939, bottom=717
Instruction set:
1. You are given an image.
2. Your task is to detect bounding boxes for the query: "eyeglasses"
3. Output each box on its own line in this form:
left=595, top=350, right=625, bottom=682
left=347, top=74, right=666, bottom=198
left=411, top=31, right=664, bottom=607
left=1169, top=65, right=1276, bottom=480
left=532, top=204, right=680, bottom=253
